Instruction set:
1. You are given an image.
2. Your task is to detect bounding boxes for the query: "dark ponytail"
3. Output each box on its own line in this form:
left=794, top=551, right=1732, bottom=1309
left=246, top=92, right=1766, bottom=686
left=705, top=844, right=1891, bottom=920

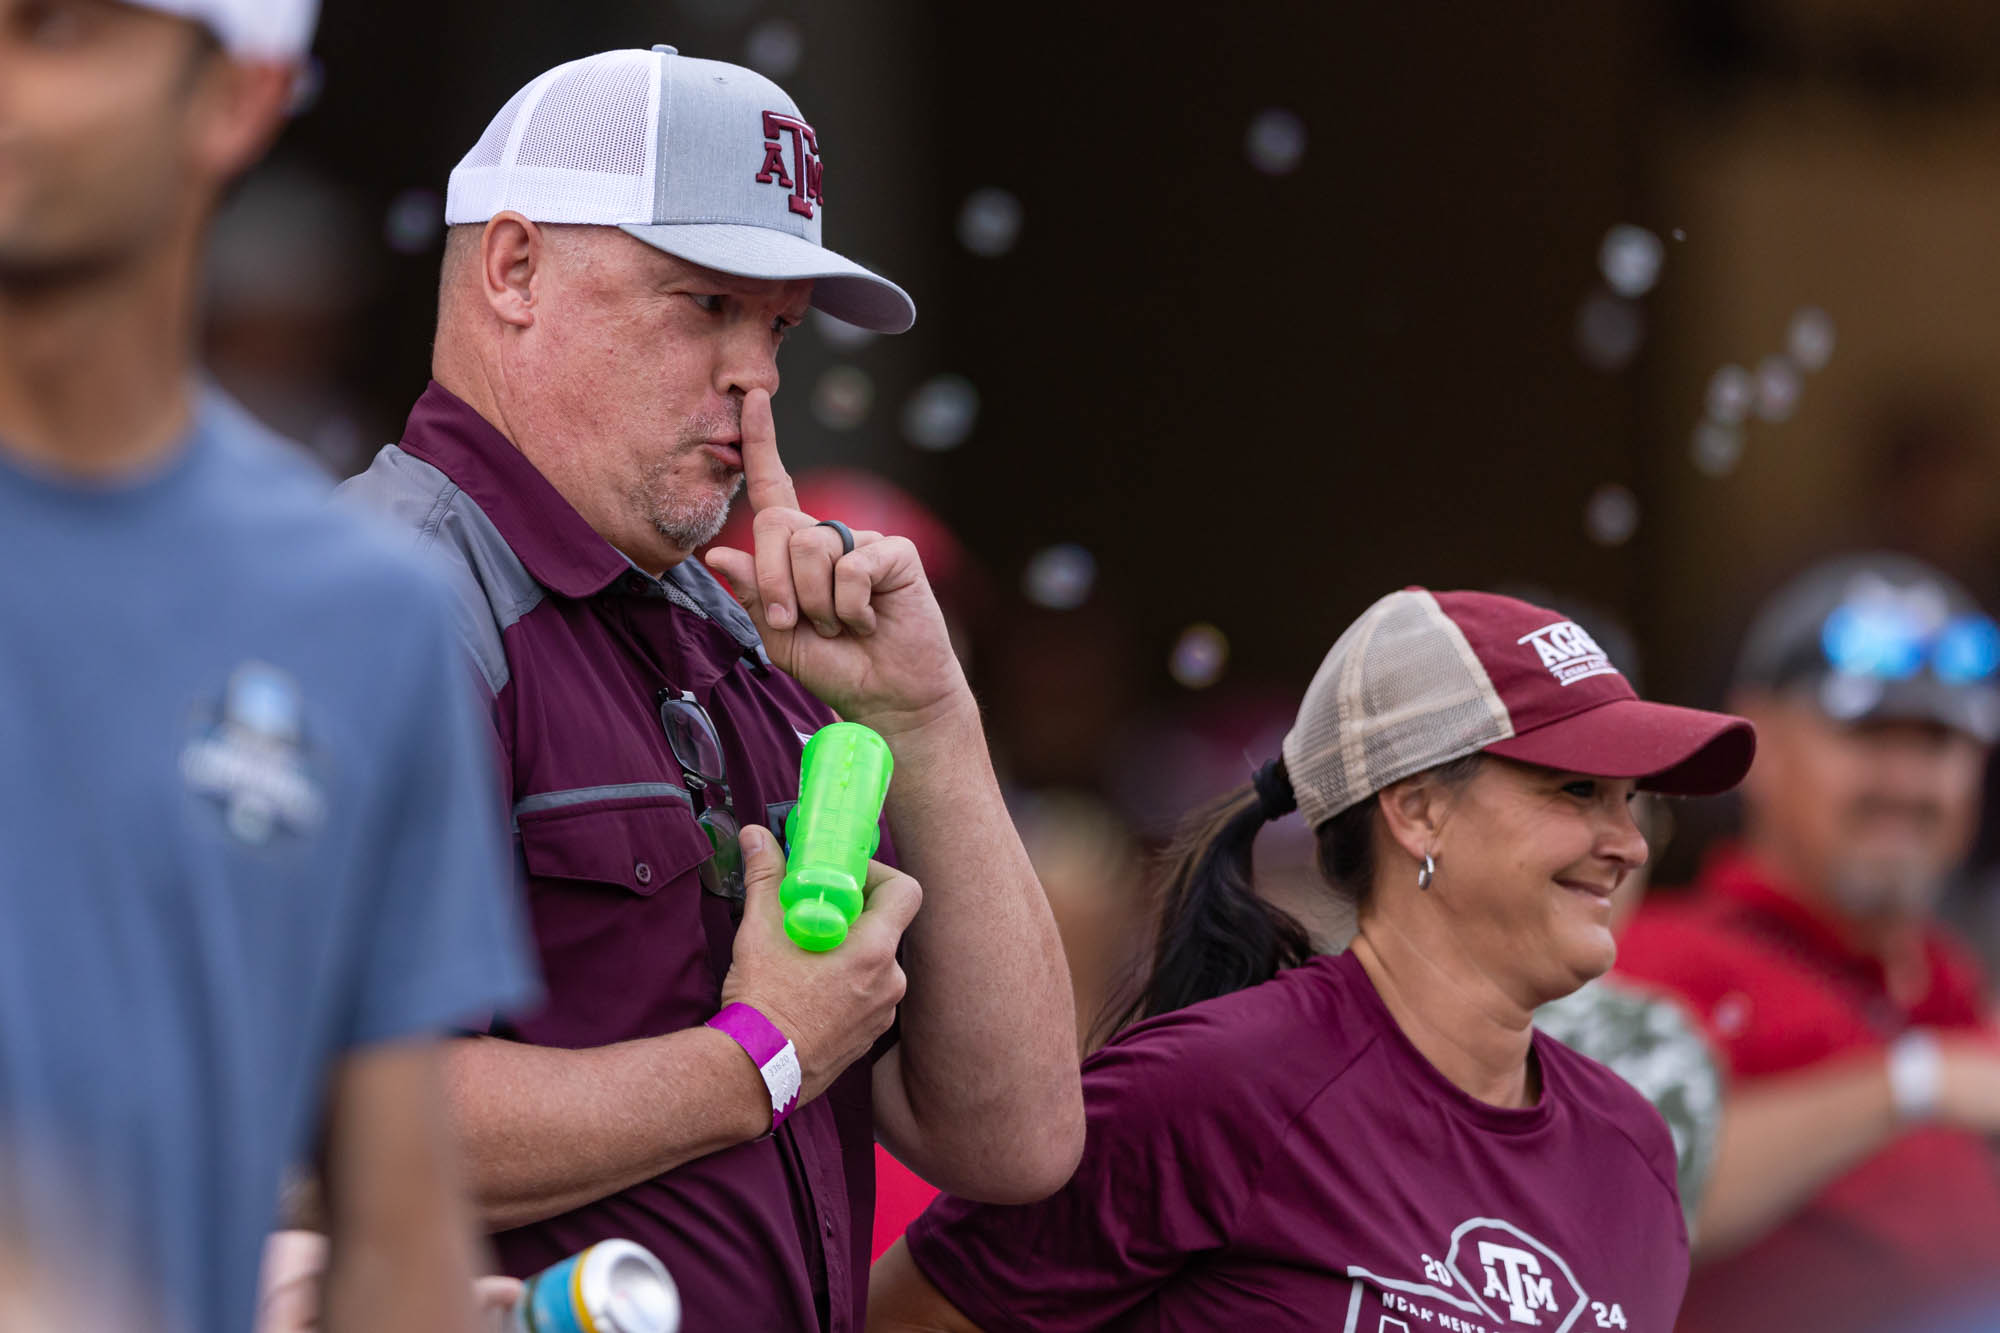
left=1099, top=760, right=1313, bottom=1038
left=1096, top=750, right=1485, bottom=1042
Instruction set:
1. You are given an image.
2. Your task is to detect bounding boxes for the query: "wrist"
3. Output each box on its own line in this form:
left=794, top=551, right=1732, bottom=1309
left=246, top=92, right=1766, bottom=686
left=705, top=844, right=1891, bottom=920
left=852, top=686, right=981, bottom=750
left=707, top=1003, right=803, bottom=1136
left=1888, top=1029, right=1942, bottom=1124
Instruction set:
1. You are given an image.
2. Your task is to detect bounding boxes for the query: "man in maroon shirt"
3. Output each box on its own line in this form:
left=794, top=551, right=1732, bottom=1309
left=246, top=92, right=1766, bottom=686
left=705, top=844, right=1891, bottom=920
left=1617, top=553, right=2000, bottom=1333
left=340, top=46, right=1083, bottom=1333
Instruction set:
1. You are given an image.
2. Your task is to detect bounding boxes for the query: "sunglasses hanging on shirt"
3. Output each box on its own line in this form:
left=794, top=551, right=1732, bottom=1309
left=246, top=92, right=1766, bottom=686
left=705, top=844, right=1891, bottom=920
left=657, top=688, right=746, bottom=910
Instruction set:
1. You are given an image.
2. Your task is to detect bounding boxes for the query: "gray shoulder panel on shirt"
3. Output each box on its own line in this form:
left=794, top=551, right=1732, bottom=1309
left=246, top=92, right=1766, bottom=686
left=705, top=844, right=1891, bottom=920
left=665, top=556, right=764, bottom=656
left=334, top=445, right=542, bottom=695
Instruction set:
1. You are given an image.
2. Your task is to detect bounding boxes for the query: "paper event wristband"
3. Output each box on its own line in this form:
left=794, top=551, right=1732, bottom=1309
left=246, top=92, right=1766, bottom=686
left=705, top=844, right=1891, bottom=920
left=708, top=1003, right=803, bottom=1131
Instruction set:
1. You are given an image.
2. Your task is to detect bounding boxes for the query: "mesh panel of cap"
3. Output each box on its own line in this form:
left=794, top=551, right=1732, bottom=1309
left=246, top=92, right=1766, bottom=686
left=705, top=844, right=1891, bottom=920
left=460, top=83, right=534, bottom=172
left=1281, top=590, right=1516, bottom=827
left=445, top=51, right=659, bottom=226
left=514, top=56, right=654, bottom=177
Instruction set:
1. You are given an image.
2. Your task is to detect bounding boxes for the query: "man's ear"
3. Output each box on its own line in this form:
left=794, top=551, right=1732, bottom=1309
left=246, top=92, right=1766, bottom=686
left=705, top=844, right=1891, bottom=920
left=186, top=57, right=296, bottom=187
left=480, top=214, right=542, bottom=330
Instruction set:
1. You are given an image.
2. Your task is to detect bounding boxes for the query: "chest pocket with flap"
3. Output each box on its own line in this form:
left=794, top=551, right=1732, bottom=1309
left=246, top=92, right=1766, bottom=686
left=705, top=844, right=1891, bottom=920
left=513, top=785, right=713, bottom=895
left=511, top=788, right=723, bottom=1042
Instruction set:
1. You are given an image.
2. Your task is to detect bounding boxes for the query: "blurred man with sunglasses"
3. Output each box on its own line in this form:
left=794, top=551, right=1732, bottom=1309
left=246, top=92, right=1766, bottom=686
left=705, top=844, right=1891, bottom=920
left=0, top=2, right=536, bottom=1332
left=340, top=47, right=1083, bottom=1332
left=1617, top=553, right=2000, bottom=1333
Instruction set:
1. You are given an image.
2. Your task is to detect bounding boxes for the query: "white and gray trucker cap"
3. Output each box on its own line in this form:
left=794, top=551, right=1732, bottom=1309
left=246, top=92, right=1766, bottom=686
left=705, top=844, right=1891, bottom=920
left=446, top=45, right=915, bottom=335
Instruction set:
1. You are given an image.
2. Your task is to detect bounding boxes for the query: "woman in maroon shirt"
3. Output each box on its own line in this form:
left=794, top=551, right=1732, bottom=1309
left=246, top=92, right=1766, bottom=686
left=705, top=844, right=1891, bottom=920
left=868, top=588, right=1756, bottom=1332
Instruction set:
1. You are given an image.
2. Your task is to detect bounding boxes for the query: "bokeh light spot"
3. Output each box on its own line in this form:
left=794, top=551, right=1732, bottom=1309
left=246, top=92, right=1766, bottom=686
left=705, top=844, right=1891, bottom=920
left=901, top=375, right=980, bottom=452
left=383, top=188, right=443, bottom=255
left=1787, top=307, right=1836, bottom=372
left=1754, top=356, right=1802, bottom=423
left=810, top=366, right=874, bottom=431
left=1023, top=544, right=1097, bottom=611
left=1705, top=365, right=1754, bottom=425
left=1692, top=420, right=1744, bottom=477
left=957, top=188, right=1023, bottom=258
left=1584, top=485, right=1639, bottom=547
left=1169, top=624, right=1231, bottom=690
left=1599, top=224, right=1664, bottom=298
left=1245, top=109, right=1307, bottom=175
left=1574, top=291, right=1644, bottom=371
left=744, top=18, right=803, bottom=77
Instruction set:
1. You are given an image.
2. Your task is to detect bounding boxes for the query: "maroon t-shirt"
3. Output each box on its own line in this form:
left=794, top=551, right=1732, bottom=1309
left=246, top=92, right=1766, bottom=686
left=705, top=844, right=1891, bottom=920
left=342, top=384, right=885, bottom=1332
left=906, top=950, right=1688, bottom=1332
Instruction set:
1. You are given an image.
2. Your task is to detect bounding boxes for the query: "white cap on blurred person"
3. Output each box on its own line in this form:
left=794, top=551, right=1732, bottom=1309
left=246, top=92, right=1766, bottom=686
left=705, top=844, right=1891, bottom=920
left=445, top=45, right=915, bottom=334
left=126, top=0, right=319, bottom=61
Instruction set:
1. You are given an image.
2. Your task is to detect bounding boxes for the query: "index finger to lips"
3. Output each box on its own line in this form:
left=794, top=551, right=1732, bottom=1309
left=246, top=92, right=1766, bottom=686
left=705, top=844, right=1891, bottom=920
left=739, top=388, right=799, bottom=513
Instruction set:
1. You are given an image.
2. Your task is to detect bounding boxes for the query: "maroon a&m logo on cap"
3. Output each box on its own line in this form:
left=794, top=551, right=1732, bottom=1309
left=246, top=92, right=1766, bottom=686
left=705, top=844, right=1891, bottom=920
left=756, top=111, right=824, bottom=219
left=1517, top=619, right=1620, bottom=688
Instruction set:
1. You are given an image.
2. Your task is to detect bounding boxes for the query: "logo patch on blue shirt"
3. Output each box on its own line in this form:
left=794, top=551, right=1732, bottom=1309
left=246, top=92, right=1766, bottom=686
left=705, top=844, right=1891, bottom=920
left=181, top=662, right=326, bottom=844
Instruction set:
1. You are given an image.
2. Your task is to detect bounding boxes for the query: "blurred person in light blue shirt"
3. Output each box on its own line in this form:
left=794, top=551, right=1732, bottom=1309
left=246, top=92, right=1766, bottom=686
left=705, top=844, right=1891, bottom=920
left=0, top=3, right=535, bottom=1332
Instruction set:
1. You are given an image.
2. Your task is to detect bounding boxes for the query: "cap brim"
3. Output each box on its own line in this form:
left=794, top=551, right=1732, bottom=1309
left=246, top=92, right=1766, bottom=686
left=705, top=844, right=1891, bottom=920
left=1811, top=673, right=2000, bottom=745
left=1482, top=698, right=1756, bottom=796
left=619, top=222, right=915, bottom=334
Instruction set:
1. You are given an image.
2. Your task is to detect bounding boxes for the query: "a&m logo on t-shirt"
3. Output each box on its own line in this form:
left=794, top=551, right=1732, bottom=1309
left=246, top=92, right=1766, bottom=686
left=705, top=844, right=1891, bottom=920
left=1446, top=1220, right=1590, bottom=1330
left=1477, top=1242, right=1560, bottom=1324
left=1517, top=620, right=1620, bottom=688
left=1396, top=1220, right=1628, bottom=1333
left=756, top=110, right=823, bottom=218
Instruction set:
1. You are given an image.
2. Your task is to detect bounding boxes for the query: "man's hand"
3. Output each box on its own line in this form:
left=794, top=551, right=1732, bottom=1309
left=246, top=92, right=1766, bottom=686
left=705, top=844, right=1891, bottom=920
left=704, top=388, right=968, bottom=737
left=721, top=825, right=922, bottom=1104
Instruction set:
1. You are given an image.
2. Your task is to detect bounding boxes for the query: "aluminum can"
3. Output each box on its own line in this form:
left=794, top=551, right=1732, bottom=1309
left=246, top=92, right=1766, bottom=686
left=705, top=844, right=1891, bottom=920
left=510, top=1239, right=681, bottom=1333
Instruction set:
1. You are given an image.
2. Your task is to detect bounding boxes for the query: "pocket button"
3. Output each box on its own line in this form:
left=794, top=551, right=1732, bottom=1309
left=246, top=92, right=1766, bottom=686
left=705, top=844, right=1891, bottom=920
left=635, top=861, right=653, bottom=886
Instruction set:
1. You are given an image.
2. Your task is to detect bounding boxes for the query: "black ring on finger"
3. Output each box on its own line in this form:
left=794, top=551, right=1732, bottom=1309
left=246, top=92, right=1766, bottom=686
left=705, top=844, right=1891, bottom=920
left=816, top=518, right=856, bottom=556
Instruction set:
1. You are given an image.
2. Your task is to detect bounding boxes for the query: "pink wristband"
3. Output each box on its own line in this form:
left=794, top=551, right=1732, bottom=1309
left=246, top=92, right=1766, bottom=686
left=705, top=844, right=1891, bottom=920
left=707, top=1003, right=802, bottom=1131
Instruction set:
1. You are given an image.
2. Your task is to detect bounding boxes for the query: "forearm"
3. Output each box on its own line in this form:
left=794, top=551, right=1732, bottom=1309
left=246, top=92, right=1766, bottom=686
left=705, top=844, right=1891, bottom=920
left=444, top=1029, right=770, bottom=1230
left=318, top=1042, right=490, bottom=1333
left=1694, top=1054, right=1899, bottom=1257
left=322, top=1227, right=483, bottom=1333
left=864, top=696, right=1083, bottom=1199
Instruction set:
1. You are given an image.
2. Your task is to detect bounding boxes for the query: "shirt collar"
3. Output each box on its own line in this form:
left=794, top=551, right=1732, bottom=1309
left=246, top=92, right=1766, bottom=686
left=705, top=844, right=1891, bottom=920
left=395, top=381, right=765, bottom=655
left=398, top=381, right=630, bottom=600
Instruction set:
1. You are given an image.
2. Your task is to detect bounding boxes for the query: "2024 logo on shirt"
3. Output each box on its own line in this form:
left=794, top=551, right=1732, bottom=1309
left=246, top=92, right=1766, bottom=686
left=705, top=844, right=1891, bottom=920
left=1367, top=1219, right=1628, bottom=1333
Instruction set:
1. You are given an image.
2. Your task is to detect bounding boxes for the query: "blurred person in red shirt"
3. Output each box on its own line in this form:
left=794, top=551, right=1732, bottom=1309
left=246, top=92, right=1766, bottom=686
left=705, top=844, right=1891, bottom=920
left=1617, top=552, right=2000, bottom=1333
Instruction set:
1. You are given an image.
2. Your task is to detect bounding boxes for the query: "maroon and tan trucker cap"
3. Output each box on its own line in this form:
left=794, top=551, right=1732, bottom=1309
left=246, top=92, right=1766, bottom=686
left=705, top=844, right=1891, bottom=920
left=1281, top=588, right=1756, bottom=827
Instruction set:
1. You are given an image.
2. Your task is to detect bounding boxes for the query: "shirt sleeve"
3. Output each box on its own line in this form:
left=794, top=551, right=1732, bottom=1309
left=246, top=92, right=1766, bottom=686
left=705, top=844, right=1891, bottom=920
left=902, top=1007, right=1280, bottom=1331
left=339, top=589, right=541, bottom=1049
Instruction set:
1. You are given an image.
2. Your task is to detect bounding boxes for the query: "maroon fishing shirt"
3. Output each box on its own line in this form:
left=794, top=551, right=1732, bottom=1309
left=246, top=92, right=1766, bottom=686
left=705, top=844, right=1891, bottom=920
left=907, top=949, right=1689, bottom=1331
left=340, top=381, right=882, bottom=1332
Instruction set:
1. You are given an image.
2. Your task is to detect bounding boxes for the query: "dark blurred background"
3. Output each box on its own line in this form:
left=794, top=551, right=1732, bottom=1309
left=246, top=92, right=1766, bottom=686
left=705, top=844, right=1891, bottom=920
left=208, top=0, right=2000, bottom=889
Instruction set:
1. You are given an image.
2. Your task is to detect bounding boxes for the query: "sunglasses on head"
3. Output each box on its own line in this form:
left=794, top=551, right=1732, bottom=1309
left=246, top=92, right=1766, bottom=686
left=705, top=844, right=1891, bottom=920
left=1819, top=604, right=2000, bottom=686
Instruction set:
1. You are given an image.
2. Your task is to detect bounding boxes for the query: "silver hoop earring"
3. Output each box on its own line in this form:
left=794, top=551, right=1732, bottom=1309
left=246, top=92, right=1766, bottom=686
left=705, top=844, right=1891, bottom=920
left=1417, top=854, right=1435, bottom=891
